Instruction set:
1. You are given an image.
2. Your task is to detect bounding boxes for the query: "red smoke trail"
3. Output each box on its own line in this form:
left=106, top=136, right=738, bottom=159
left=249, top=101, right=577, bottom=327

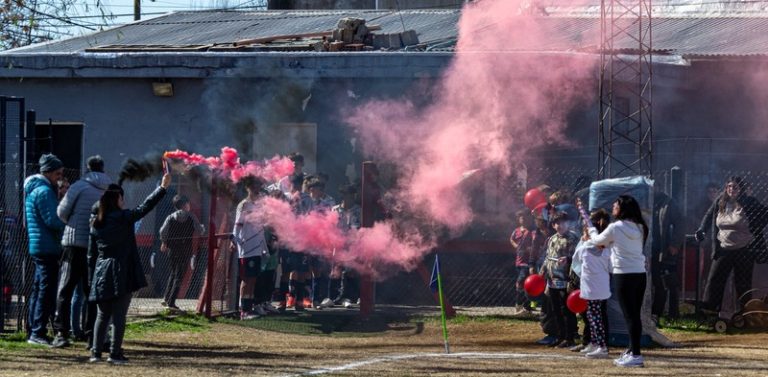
left=164, top=147, right=294, bottom=183
left=346, top=0, right=597, bottom=232
left=255, top=197, right=434, bottom=279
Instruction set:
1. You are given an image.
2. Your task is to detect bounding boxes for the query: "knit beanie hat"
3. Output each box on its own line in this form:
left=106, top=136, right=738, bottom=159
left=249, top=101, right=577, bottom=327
left=39, top=154, right=64, bottom=173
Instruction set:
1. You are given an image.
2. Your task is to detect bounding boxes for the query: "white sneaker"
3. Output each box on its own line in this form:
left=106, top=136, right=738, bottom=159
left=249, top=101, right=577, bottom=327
left=614, top=353, right=644, bottom=367
left=320, top=298, right=334, bottom=308
left=586, top=346, right=609, bottom=359
left=343, top=299, right=353, bottom=309
left=580, top=343, right=598, bottom=354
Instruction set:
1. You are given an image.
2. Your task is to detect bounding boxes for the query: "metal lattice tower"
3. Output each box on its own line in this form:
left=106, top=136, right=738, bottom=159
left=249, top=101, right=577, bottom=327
left=598, top=0, right=653, bottom=179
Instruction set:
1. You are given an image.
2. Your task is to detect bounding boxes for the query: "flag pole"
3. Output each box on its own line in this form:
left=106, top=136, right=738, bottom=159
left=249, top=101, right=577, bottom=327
left=436, top=255, right=450, bottom=354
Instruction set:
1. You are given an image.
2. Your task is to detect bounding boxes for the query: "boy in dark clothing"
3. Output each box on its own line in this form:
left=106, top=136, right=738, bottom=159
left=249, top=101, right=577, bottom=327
left=159, top=195, right=204, bottom=310
left=510, top=210, right=533, bottom=315
left=539, top=212, right=579, bottom=348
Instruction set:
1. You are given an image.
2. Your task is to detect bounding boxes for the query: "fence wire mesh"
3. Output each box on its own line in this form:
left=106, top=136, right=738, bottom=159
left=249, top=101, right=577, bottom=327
left=2, top=164, right=768, bottom=335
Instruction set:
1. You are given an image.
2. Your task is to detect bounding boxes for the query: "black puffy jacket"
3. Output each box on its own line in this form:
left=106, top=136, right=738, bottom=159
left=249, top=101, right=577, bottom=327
left=88, top=186, right=166, bottom=302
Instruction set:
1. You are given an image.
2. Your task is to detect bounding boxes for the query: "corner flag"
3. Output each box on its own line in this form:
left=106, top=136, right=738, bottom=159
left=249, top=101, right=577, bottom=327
left=429, top=254, right=450, bottom=354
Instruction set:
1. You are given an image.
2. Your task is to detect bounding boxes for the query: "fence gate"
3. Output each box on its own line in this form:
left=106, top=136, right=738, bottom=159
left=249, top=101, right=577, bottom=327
left=0, top=96, right=33, bottom=333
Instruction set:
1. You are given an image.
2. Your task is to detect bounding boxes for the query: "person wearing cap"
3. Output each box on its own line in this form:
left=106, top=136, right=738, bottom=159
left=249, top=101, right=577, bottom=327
left=51, top=155, right=112, bottom=348
left=24, top=154, right=67, bottom=346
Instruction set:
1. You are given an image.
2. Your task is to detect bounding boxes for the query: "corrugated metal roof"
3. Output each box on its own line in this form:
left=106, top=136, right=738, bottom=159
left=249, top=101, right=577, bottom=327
left=8, top=10, right=460, bottom=54
left=6, top=10, right=768, bottom=58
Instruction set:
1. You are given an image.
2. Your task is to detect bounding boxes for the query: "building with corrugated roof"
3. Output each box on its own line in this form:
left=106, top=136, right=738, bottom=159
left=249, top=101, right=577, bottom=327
left=1, top=8, right=767, bottom=189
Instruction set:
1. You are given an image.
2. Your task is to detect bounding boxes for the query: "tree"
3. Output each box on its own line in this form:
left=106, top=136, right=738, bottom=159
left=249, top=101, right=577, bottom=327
left=1, top=0, right=112, bottom=50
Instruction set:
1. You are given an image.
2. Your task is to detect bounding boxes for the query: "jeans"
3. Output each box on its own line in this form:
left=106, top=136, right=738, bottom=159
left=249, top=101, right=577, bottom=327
left=71, top=282, right=85, bottom=335
left=28, top=255, right=59, bottom=339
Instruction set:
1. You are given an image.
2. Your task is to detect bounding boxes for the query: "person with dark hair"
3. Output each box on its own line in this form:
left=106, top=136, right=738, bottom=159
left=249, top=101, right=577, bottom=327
left=275, top=152, right=307, bottom=198
left=695, top=176, right=767, bottom=313
left=24, top=154, right=66, bottom=346
left=533, top=215, right=558, bottom=345
left=585, top=195, right=649, bottom=368
left=52, top=155, right=112, bottom=348
left=572, top=209, right=612, bottom=358
left=294, top=176, right=336, bottom=308
left=510, top=210, right=533, bottom=315
left=539, top=212, right=579, bottom=349
left=159, top=195, right=204, bottom=310
left=89, top=174, right=171, bottom=364
left=57, top=178, right=70, bottom=201
left=320, top=184, right=361, bottom=308
left=233, top=176, right=270, bottom=319
left=651, top=191, right=684, bottom=322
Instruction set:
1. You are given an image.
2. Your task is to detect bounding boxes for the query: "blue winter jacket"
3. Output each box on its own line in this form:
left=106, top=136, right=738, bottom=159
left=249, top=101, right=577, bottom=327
left=24, top=174, right=66, bottom=257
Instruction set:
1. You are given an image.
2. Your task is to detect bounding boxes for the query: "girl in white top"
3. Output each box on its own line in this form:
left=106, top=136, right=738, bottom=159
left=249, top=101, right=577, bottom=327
left=572, top=209, right=612, bottom=359
left=579, top=195, right=649, bottom=368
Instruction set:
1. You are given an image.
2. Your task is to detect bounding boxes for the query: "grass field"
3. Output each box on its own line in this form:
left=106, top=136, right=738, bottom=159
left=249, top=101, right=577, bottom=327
left=1, top=308, right=767, bottom=376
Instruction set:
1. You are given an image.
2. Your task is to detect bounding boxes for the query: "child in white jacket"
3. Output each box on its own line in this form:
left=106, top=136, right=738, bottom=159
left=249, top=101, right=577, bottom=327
left=572, top=209, right=612, bottom=359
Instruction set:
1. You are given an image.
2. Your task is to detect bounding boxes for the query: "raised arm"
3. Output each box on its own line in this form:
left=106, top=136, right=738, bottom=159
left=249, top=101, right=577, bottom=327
left=128, top=174, right=171, bottom=223
left=588, top=222, right=615, bottom=247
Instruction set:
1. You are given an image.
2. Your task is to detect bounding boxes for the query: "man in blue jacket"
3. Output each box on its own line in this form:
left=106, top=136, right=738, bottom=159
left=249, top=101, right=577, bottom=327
left=52, top=156, right=112, bottom=348
left=24, top=154, right=66, bottom=346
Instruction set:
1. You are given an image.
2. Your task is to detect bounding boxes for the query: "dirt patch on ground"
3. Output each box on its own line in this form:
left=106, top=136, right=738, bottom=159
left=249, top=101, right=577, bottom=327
left=1, top=311, right=767, bottom=377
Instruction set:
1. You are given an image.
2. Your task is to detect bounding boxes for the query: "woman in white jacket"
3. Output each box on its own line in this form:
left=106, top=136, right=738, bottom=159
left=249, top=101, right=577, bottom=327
left=583, top=195, right=649, bottom=368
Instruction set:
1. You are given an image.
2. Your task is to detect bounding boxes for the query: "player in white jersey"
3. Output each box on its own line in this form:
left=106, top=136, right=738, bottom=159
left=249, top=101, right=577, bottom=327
left=233, top=176, right=269, bottom=320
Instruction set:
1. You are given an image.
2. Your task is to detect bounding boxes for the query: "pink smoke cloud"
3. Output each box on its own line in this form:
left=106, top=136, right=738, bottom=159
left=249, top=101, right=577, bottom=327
left=164, top=147, right=294, bottom=183
left=255, top=197, right=434, bottom=279
left=346, top=0, right=597, bottom=232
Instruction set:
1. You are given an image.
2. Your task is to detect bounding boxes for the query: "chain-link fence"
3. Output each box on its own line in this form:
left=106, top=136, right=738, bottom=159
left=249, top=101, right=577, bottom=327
left=2, top=163, right=768, bottom=335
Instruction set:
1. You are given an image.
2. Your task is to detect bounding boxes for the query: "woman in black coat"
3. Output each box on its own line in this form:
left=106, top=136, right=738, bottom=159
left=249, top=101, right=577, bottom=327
left=88, top=174, right=171, bottom=364
left=695, top=176, right=767, bottom=313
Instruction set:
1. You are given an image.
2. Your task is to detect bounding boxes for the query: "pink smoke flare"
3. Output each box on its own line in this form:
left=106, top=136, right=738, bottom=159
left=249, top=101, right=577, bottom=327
left=346, top=0, right=597, bottom=232
left=164, top=147, right=294, bottom=183
left=254, top=197, right=434, bottom=279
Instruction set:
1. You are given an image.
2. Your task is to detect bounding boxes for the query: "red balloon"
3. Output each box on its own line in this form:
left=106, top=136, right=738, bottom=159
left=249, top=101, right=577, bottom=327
left=524, top=188, right=548, bottom=210
left=524, top=274, right=546, bottom=297
left=567, top=289, right=588, bottom=314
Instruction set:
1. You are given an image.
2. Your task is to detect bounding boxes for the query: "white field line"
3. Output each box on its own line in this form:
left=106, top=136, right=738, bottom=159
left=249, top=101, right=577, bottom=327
left=280, top=352, right=583, bottom=377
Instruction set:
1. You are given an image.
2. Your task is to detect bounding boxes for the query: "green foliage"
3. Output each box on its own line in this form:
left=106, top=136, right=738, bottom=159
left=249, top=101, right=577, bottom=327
left=0, top=0, right=113, bottom=50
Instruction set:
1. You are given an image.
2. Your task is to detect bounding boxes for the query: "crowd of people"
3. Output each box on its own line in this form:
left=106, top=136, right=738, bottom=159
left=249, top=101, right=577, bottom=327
left=24, top=153, right=171, bottom=363
left=508, top=176, right=768, bottom=368
left=20, top=152, right=363, bottom=364
left=233, top=153, right=362, bottom=319
left=18, top=147, right=768, bottom=368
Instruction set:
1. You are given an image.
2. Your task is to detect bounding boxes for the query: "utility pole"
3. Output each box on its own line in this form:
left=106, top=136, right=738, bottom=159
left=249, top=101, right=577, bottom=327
left=134, top=0, right=141, bottom=21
